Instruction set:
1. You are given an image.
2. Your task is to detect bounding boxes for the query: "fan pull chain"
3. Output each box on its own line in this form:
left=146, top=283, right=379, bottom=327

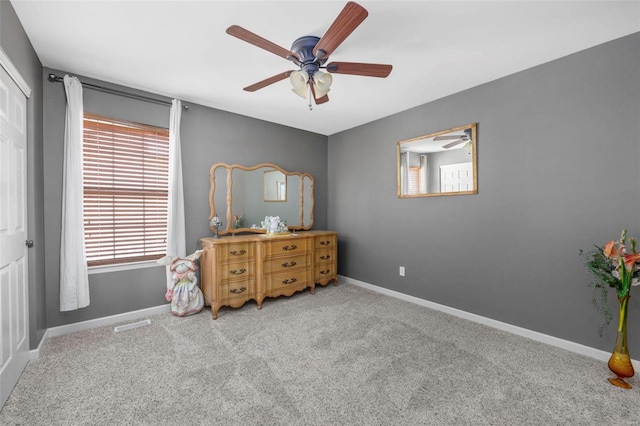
left=307, top=83, right=313, bottom=111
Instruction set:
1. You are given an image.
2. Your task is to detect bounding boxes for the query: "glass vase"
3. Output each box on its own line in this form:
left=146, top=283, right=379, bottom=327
left=607, top=295, right=634, bottom=389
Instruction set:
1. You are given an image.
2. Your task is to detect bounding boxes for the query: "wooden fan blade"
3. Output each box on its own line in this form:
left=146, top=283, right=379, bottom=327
left=315, top=94, right=329, bottom=104
left=227, top=25, right=299, bottom=61
left=243, top=71, right=294, bottom=92
left=313, top=2, right=368, bottom=59
left=310, top=85, right=330, bottom=104
left=325, top=62, right=392, bottom=78
left=442, top=139, right=465, bottom=149
left=434, top=134, right=466, bottom=141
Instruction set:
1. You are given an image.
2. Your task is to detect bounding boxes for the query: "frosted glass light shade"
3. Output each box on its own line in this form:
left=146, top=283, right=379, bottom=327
left=313, top=71, right=332, bottom=98
left=292, top=86, right=308, bottom=99
left=290, top=70, right=309, bottom=90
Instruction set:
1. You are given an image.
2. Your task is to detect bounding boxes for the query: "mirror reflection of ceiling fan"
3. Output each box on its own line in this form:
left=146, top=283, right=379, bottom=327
left=225, top=1, right=393, bottom=109
left=434, top=129, right=473, bottom=149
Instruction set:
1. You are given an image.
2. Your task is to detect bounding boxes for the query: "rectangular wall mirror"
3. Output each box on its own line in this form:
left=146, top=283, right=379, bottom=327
left=397, top=123, right=477, bottom=198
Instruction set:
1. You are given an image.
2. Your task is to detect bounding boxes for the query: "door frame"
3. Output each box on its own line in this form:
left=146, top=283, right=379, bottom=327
left=0, top=48, right=32, bottom=98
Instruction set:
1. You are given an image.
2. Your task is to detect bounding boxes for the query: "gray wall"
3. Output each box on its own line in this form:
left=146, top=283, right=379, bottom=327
left=1, top=1, right=46, bottom=350
left=42, top=68, right=328, bottom=329
left=328, top=33, right=640, bottom=353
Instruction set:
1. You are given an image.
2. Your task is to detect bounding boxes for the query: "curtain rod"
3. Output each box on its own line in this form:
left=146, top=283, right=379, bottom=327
left=47, top=73, right=189, bottom=109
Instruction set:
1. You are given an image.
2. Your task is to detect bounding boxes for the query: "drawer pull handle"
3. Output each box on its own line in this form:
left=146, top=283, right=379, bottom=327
left=320, top=269, right=330, bottom=275
left=320, top=240, right=331, bottom=245
left=282, top=277, right=298, bottom=285
left=282, top=244, right=297, bottom=251
left=230, top=268, right=246, bottom=275
left=281, top=261, right=297, bottom=268
left=229, top=287, right=246, bottom=294
left=229, top=249, right=246, bottom=255
left=320, top=255, right=331, bottom=260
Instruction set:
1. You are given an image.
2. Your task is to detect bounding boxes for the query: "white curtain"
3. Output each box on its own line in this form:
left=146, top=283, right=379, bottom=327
left=400, top=151, right=409, bottom=194
left=166, top=99, right=186, bottom=289
left=60, top=75, right=90, bottom=311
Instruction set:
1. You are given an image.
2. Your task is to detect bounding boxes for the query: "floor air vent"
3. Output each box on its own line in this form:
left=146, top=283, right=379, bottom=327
left=114, top=319, right=151, bottom=333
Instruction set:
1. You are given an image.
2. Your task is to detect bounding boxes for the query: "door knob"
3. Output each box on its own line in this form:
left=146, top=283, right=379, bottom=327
left=25, top=240, right=34, bottom=248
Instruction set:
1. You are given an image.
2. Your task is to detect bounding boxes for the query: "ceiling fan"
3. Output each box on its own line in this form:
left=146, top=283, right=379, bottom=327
left=226, top=1, right=392, bottom=109
left=434, top=129, right=472, bottom=149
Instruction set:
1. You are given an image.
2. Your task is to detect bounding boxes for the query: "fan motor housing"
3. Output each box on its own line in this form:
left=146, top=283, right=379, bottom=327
left=291, top=36, right=326, bottom=73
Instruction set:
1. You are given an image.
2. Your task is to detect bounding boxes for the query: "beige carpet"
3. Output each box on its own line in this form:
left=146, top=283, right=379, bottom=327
left=2, top=283, right=640, bottom=425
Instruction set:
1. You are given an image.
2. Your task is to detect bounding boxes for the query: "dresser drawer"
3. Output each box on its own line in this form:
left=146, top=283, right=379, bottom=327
left=219, top=243, right=254, bottom=263
left=315, top=235, right=336, bottom=250
left=262, top=238, right=309, bottom=256
left=314, top=249, right=334, bottom=265
left=219, top=282, right=254, bottom=303
left=315, top=264, right=335, bottom=280
left=264, top=253, right=309, bottom=274
left=265, top=269, right=312, bottom=291
left=219, top=261, right=254, bottom=282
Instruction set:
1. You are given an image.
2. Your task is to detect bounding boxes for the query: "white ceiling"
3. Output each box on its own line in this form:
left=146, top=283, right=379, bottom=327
left=10, top=0, right=640, bottom=136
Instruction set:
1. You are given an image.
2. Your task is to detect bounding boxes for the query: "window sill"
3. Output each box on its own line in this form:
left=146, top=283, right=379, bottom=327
left=88, top=260, right=162, bottom=275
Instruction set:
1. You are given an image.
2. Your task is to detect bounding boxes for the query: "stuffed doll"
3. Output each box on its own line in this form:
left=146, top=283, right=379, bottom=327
left=157, top=250, right=204, bottom=316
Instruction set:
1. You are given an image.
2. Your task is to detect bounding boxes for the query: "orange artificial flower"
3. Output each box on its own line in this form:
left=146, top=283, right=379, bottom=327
left=603, top=240, right=618, bottom=259
left=624, top=253, right=640, bottom=272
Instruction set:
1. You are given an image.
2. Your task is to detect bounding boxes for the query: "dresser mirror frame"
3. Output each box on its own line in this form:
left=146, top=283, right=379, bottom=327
left=397, top=123, right=478, bottom=198
left=209, top=162, right=314, bottom=235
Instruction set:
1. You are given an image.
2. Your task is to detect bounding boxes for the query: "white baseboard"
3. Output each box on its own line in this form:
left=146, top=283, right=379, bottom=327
left=29, top=329, right=49, bottom=360
left=29, top=304, right=171, bottom=359
left=339, top=275, right=640, bottom=370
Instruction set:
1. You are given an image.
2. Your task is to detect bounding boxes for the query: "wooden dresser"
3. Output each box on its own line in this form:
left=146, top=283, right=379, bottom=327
left=200, top=231, right=337, bottom=319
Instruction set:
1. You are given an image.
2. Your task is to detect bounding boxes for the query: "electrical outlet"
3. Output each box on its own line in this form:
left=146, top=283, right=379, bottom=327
left=399, top=266, right=405, bottom=277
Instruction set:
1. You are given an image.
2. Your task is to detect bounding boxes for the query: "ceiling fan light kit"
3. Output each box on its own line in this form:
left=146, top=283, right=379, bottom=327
left=226, top=1, right=392, bottom=110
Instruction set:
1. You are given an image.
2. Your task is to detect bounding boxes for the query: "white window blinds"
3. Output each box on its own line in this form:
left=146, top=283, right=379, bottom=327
left=83, top=113, right=170, bottom=266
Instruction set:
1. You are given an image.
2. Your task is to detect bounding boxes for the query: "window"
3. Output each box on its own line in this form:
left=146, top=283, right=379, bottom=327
left=83, top=113, right=170, bottom=267
left=408, top=166, right=421, bottom=195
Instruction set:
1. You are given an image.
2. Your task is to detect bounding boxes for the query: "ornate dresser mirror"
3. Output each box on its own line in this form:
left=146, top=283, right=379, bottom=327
left=209, top=162, right=314, bottom=235
left=397, top=123, right=478, bottom=198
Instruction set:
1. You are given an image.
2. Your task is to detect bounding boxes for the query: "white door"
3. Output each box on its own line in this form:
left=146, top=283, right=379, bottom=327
left=440, top=162, right=473, bottom=192
left=0, top=66, right=29, bottom=408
